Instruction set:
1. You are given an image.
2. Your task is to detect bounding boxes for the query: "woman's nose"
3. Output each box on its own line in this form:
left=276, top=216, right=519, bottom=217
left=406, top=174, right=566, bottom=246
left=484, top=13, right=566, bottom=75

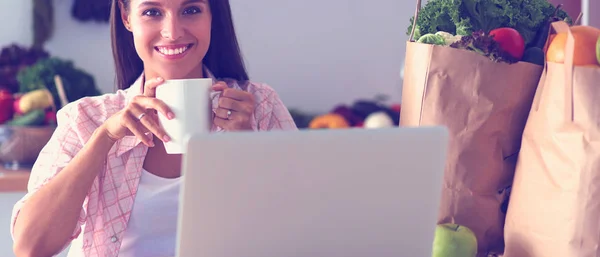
left=160, top=16, right=183, bottom=40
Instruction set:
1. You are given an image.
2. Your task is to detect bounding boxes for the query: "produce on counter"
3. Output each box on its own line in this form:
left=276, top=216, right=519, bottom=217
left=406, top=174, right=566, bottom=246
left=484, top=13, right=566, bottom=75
left=306, top=99, right=400, bottom=130
left=546, top=25, right=600, bottom=66
left=308, top=113, right=350, bottom=129
left=7, top=109, right=47, bottom=126
left=0, top=89, right=14, bottom=124
left=13, top=88, right=54, bottom=115
left=0, top=55, right=100, bottom=127
left=1, top=86, right=60, bottom=127
left=363, top=112, right=395, bottom=129
left=349, top=100, right=400, bottom=126
left=406, top=0, right=571, bottom=48
left=390, top=104, right=401, bottom=113
left=0, top=44, right=50, bottom=93
left=45, top=110, right=57, bottom=124
left=17, top=57, right=101, bottom=107
left=291, top=96, right=401, bottom=130
left=3, top=96, right=57, bottom=126
left=0, top=88, right=54, bottom=127
left=331, top=105, right=363, bottom=127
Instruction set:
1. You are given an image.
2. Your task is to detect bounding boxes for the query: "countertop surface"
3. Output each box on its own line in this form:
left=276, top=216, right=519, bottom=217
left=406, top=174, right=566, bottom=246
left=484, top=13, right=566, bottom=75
left=0, top=166, right=30, bottom=193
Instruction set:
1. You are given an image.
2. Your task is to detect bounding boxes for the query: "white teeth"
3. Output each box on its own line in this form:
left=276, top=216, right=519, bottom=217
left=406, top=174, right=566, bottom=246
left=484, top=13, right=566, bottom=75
left=158, top=46, right=188, bottom=56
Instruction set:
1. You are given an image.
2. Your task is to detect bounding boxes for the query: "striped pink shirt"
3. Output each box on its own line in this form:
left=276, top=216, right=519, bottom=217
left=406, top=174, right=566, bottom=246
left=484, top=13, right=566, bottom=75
left=11, top=68, right=297, bottom=256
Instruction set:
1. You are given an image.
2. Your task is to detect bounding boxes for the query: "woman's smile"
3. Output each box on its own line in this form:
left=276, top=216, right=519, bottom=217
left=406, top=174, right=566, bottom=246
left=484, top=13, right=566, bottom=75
left=154, top=43, right=194, bottom=60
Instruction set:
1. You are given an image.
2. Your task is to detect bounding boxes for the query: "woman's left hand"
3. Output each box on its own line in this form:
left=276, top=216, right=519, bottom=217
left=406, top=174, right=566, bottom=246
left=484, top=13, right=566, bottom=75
left=212, top=82, right=255, bottom=131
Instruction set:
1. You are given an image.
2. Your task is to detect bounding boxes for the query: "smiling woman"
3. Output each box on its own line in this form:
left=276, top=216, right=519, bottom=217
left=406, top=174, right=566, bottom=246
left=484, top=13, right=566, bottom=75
left=112, top=0, right=248, bottom=88
left=10, top=0, right=297, bottom=256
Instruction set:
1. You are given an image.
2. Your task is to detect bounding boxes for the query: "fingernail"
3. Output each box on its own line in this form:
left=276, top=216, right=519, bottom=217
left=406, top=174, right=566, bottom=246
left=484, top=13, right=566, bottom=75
left=167, top=112, right=175, bottom=119
left=156, top=77, right=163, bottom=82
left=163, top=135, right=171, bottom=142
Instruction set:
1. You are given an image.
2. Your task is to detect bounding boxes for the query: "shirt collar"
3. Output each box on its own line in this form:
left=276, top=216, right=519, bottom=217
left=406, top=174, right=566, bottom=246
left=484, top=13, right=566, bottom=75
left=116, top=65, right=223, bottom=157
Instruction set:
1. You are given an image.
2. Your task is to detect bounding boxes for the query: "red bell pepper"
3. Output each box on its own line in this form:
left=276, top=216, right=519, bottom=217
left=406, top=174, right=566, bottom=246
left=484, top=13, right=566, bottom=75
left=0, top=89, right=14, bottom=124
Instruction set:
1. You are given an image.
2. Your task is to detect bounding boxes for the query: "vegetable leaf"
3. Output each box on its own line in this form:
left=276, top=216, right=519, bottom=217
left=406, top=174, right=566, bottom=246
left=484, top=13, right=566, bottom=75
left=407, top=0, right=572, bottom=47
left=450, top=30, right=519, bottom=64
left=407, top=0, right=460, bottom=40
left=16, top=57, right=101, bottom=107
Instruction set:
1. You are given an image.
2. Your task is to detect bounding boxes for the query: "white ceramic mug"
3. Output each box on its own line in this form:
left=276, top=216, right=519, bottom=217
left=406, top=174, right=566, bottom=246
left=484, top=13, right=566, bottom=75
left=156, top=78, right=212, bottom=154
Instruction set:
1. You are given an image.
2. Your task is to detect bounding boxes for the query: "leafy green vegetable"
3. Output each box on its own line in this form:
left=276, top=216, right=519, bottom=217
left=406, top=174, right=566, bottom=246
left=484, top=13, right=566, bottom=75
left=436, top=31, right=462, bottom=45
left=450, top=30, right=518, bottom=64
left=417, top=34, right=446, bottom=45
left=16, top=57, right=101, bottom=106
left=407, top=0, right=572, bottom=47
left=407, top=0, right=460, bottom=40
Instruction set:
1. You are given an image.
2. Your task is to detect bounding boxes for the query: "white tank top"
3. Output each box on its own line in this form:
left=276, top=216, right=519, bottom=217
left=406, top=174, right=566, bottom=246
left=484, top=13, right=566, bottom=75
left=117, top=168, right=182, bottom=257
left=66, top=169, right=181, bottom=257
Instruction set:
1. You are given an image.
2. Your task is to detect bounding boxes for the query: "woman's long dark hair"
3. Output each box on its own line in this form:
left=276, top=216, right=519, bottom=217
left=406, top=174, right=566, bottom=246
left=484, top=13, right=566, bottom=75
left=110, top=0, right=249, bottom=90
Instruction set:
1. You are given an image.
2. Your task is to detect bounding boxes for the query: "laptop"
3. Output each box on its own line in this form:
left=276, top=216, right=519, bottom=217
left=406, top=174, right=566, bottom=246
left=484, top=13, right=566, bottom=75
left=175, top=127, right=448, bottom=257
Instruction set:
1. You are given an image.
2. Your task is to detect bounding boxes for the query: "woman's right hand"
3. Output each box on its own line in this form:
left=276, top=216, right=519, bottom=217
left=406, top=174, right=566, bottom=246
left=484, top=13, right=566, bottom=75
left=100, top=77, right=174, bottom=147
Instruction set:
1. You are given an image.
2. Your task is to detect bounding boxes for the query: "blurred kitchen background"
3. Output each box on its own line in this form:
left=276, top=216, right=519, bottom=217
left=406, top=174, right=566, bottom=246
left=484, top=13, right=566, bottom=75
left=0, top=0, right=597, bottom=256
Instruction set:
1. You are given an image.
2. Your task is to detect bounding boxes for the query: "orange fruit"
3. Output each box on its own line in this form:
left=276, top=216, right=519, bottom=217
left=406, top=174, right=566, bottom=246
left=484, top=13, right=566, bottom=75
left=543, top=34, right=556, bottom=52
left=546, top=26, right=600, bottom=66
left=309, top=113, right=350, bottom=129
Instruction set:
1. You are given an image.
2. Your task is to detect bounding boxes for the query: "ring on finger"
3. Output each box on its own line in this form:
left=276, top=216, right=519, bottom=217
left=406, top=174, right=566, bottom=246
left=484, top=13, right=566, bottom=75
left=226, top=110, right=232, bottom=120
left=137, top=112, right=147, bottom=121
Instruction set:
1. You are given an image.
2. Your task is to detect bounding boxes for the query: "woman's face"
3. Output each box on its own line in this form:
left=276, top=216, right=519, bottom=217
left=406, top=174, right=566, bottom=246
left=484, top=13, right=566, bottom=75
left=121, top=0, right=212, bottom=79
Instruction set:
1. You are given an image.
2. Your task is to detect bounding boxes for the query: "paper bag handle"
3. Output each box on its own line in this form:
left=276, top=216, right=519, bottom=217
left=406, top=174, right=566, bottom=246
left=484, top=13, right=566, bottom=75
left=408, top=0, right=422, bottom=41
left=550, top=21, right=575, bottom=121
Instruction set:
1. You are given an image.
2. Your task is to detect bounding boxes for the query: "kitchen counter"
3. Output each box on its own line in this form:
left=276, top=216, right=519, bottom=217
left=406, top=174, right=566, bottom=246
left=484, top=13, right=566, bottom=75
left=0, top=167, right=30, bottom=192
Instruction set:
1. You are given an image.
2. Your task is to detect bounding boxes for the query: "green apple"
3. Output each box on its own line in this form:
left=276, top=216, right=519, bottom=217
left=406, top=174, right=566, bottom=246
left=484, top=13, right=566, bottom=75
left=432, top=223, right=477, bottom=257
left=596, top=35, right=600, bottom=65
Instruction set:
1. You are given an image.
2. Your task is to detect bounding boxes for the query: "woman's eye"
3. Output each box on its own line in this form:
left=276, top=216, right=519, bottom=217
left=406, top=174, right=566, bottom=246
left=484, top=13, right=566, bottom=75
left=182, top=6, right=201, bottom=15
left=142, top=9, right=161, bottom=16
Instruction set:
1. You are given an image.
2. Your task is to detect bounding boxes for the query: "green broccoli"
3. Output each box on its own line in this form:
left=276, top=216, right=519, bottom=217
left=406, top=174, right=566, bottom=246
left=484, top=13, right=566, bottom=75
left=17, top=57, right=101, bottom=106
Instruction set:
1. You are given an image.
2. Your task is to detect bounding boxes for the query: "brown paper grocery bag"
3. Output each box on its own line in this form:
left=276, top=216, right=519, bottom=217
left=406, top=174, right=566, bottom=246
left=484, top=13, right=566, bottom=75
left=503, top=21, right=600, bottom=257
left=400, top=1, right=544, bottom=256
